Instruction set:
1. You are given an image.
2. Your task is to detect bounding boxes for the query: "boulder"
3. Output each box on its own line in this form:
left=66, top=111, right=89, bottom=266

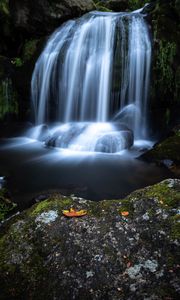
left=0, top=179, right=179, bottom=299
left=9, top=0, right=95, bottom=36
left=94, top=130, right=133, bottom=153
left=141, top=127, right=180, bottom=176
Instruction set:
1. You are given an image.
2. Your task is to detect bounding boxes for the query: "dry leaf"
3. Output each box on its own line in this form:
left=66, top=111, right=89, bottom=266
left=120, top=211, right=129, bottom=217
left=62, top=208, right=87, bottom=217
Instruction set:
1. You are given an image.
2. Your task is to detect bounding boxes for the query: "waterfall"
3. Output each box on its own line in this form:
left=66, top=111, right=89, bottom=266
left=31, top=10, right=152, bottom=153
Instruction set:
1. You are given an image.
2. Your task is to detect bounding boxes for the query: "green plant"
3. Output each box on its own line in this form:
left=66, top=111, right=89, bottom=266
left=0, top=0, right=9, bottom=16
left=11, top=57, right=23, bottom=67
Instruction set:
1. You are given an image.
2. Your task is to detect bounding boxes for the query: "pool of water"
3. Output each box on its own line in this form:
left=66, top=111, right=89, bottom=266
left=0, top=135, right=173, bottom=210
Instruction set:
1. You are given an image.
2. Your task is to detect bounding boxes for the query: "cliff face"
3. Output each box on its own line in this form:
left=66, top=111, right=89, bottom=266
left=148, top=0, right=180, bottom=135
left=9, top=0, right=95, bottom=37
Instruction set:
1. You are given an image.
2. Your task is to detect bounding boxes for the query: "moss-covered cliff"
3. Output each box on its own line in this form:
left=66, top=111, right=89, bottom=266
left=148, top=0, right=180, bottom=133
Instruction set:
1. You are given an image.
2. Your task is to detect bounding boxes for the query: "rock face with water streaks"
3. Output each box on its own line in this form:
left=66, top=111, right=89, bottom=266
left=0, top=179, right=179, bottom=299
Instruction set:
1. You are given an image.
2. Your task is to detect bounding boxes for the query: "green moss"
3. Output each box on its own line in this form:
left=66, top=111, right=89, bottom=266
left=0, top=218, right=47, bottom=299
left=0, top=0, right=9, bottom=16
left=23, top=39, right=39, bottom=62
left=30, top=195, right=133, bottom=219
left=11, top=57, right=23, bottom=67
left=144, top=181, right=180, bottom=208
left=156, top=40, right=177, bottom=93
left=30, top=196, right=73, bottom=216
left=148, top=134, right=180, bottom=163
left=86, top=199, right=118, bottom=217
left=0, top=78, right=19, bottom=120
left=150, top=0, right=180, bottom=116
left=128, top=0, right=147, bottom=11
left=170, top=214, right=180, bottom=239
left=118, top=198, right=134, bottom=215
left=95, top=3, right=112, bottom=12
left=0, top=188, right=17, bottom=222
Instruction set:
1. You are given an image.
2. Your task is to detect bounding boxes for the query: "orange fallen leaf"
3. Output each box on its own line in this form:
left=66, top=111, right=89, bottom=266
left=62, top=208, right=87, bottom=217
left=120, top=211, right=129, bottom=217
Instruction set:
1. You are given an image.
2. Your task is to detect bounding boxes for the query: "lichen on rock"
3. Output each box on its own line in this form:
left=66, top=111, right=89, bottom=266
left=0, top=179, right=179, bottom=299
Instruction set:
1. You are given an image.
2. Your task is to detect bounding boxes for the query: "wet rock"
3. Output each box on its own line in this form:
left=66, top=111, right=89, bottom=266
left=94, top=130, right=133, bottom=153
left=0, top=176, right=5, bottom=189
left=95, top=0, right=129, bottom=12
left=30, top=124, right=50, bottom=142
left=45, top=123, right=133, bottom=153
left=141, top=128, right=180, bottom=176
left=45, top=124, right=86, bottom=148
left=9, top=0, right=95, bottom=37
left=0, top=179, right=179, bottom=299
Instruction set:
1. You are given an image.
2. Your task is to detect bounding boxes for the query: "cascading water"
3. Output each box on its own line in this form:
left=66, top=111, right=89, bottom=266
left=31, top=9, right=152, bottom=154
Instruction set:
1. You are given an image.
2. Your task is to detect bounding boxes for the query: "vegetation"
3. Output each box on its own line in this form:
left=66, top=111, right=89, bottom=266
left=156, top=41, right=177, bottom=93
left=0, top=78, right=18, bottom=120
left=0, top=188, right=17, bottom=221
left=128, top=0, right=148, bottom=10
left=0, top=0, right=9, bottom=16
left=11, top=57, right=23, bottom=67
left=23, top=39, right=39, bottom=62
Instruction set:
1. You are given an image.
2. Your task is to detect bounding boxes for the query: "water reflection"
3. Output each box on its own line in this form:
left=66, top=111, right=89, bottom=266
left=0, top=137, right=172, bottom=210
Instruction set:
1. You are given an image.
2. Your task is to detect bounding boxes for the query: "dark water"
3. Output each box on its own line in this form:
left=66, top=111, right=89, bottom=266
left=0, top=136, right=173, bottom=210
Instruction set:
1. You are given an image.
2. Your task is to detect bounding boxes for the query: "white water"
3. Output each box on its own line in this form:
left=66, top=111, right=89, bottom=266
left=31, top=10, right=152, bottom=153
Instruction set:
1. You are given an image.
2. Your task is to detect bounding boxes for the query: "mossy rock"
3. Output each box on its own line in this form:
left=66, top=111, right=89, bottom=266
left=0, top=179, right=179, bottom=299
left=142, top=130, right=180, bottom=175
left=22, top=39, right=40, bottom=62
left=128, top=0, right=150, bottom=11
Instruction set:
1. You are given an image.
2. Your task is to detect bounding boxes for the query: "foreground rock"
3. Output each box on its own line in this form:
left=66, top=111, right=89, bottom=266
left=0, top=179, right=179, bottom=299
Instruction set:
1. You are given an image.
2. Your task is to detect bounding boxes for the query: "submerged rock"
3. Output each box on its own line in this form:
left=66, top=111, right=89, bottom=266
left=44, top=123, right=134, bottom=153
left=94, top=130, right=133, bottom=153
left=0, top=179, right=179, bottom=299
